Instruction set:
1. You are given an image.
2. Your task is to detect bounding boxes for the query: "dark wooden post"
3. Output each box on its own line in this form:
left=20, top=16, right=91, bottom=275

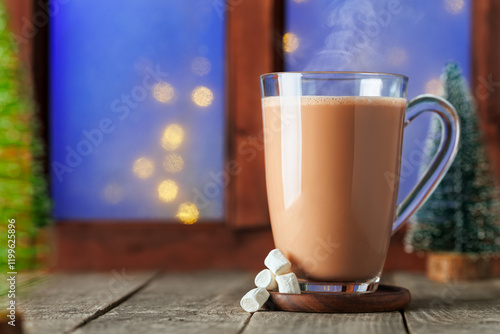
left=472, top=0, right=500, bottom=182
left=226, top=0, right=284, bottom=228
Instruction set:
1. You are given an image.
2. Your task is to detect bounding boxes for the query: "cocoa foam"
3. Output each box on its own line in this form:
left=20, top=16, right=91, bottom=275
left=262, top=95, right=407, bottom=107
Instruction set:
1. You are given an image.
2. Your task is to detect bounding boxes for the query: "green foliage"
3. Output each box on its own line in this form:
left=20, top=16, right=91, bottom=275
left=406, top=63, right=500, bottom=254
left=0, top=1, right=51, bottom=295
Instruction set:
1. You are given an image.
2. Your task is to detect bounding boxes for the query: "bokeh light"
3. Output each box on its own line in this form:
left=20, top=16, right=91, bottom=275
left=153, top=82, right=175, bottom=103
left=191, top=57, right=211, bottom=76
left=191, top=86, right=214, bottom=107
left=104, top=183, right=124, bottom=204
left=6, top=129, right=20, bottom=142
left=163, top=153, right=184, bottom=173
left=158, top=180, right=178, bottom=203
left=161, top=124, right=184, bottom=151
left=283, top=32, right=299, bottom=53
left=132, top=157, right=154, bottom=178
left=387, top=47, right=408, bottom=66
left=425, top=78, right=444, bottom=96
left=444, top=0, right=465, bottom=14
left=5, top=162, right=21, bottom=178
left=0, top=118, right=12, bottom=129
left=176, top=202, right=199, bottom=224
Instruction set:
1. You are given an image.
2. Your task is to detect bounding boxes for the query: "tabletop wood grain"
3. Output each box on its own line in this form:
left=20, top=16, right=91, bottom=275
left=18, top=271, right=156, bottom=334
left=17, top=271, right=500, bottom=334
left=392, top=272, right=500, bottom=334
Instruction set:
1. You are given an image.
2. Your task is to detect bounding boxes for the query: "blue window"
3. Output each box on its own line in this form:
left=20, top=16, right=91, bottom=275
left=285, top=0, right=470, bottom=200
left=50, top=0, right=225, bottom=222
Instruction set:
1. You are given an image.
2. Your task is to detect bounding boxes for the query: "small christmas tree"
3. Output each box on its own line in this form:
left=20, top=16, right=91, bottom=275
left=406, top=63, right=500, bottom=256
left=0, top=1, right=51, bottom=295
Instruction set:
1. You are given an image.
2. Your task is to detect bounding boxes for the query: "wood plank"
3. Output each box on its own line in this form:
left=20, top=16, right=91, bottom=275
left=472, top=0, right=500, bottom=182
left=72, top=272, right=254, bottom=334
left=226, top=0, right=284, bottom=228
left=244, top=311, right=407, bottom=334
left=55, top=222, right=274, bottom=271
left=19, top=271, right=156, bottom=334
left=31, top=0, right=50, bottom=158
left=3, top=0, right=33, bottom=72
left=54, top=222, right=500, bottom=275
left=75, top=272, right=407, bottom=334
left=393, top=272, right=500, bottom=333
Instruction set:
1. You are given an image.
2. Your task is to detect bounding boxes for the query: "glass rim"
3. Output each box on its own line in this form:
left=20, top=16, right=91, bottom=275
left=260, top=71, right=408, bottom=81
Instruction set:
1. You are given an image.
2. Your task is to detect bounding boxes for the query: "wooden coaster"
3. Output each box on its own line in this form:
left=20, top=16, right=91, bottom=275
left=266, top=284, right=411, bottom=313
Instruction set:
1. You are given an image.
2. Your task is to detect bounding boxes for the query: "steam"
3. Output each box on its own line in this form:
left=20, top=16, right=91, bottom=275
left=303, top=0, right=402, bottom=71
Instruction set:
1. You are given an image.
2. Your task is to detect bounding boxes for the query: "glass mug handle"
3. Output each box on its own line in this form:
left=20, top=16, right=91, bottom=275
left=392, top=94, right=461, bottom=234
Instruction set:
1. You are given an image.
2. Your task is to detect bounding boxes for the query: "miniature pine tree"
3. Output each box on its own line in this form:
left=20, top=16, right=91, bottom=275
left=406, top=62, right=500, bottom=254
left=0, top=2, right=51, bottom=294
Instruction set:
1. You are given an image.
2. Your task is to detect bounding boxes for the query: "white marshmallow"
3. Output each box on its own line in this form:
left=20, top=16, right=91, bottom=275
left=276, top=272, right=301, bottom=294
left=264, top=249, right=292, bottom=275
left=254, top=269, right=278, bottom=290
left=240, top=287, right=270, bottom=313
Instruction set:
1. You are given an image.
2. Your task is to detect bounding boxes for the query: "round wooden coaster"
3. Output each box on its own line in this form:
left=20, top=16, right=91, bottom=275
left=266, top=284, right=411, bottom=313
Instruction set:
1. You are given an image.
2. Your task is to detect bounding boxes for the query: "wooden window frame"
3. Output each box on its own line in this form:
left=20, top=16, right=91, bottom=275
left=37, top=0, right=280, bottom=270
left=8, top=0, right=500, bottom=274
left=472, top=0, right=500, bottom=182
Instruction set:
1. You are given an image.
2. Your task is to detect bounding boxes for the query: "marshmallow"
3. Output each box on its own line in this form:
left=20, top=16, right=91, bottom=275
left=276, top=272, right=301, bottom=294
left=240, top=287, right=270, bottom=313
left=264, top=249, right=292, bottom=275
left=254, top=269, right=278, bottom=290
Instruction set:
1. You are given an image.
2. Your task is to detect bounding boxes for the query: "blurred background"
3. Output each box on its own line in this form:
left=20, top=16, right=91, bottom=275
left=51, top=0, right=470, bottom=221
left=1, top=0, right=500, bottom=289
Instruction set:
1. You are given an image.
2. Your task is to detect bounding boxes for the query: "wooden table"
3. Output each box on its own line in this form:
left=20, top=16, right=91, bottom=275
left=18, top=271, right=500, bottom=333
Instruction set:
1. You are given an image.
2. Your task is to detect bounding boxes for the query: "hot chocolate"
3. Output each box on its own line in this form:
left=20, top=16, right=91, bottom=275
left=262, top=96, right=406, bottom=281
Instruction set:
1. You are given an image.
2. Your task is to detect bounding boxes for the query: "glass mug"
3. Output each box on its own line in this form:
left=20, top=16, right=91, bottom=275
left=260, top=72, right=460, bottom=293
